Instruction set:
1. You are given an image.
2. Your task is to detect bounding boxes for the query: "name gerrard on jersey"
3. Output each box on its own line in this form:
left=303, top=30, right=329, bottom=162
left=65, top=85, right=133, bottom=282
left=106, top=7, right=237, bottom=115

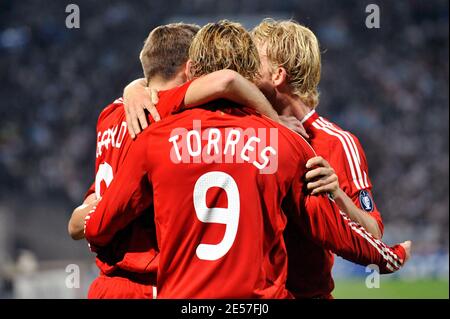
left=96, top=121, right=127, bottom=158
left=169, top=120, right=278, bottom=174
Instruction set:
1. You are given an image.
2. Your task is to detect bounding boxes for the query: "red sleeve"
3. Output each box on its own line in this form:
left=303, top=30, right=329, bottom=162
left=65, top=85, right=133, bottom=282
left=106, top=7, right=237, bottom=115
left=299, top=194, right=404, bottom=274
left=288, top=163, right=405, bottom=274
left=157, top=80, right=194, bottom=116
left=84, top=132, right=153, bottom=249
left=329, top=134, right=384, bottom=235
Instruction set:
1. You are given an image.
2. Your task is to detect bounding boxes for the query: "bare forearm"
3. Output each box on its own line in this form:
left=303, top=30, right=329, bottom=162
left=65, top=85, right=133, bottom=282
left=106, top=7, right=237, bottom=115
left=332, top=188, right=382, bottom=239
left=185, top=70, right=279, bottom=121
left=68, top=207, right=89, bottom=240
left=68, top=193, right=97, bottom=240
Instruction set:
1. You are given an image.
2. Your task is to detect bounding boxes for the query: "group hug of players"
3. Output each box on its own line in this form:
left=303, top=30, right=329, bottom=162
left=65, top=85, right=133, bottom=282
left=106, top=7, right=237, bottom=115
left=68, top=19, right=411, bottom=299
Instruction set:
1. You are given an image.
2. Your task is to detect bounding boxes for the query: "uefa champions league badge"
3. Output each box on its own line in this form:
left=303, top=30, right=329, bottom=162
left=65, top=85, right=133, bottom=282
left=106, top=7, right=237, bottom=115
left=359, top=190, right=374, bottom=212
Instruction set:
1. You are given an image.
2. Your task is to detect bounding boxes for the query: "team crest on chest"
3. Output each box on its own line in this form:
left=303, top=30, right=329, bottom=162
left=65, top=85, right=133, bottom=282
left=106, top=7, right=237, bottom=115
left=359, top=190, right=374, bottom=212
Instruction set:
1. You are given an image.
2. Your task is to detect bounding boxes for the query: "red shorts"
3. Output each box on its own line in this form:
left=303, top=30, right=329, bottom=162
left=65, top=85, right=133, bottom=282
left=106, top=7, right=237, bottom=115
left=88, top=270, right=157, bottom=299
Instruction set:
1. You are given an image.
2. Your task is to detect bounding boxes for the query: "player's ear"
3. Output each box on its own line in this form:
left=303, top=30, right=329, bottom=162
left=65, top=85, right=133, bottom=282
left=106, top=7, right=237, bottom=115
left=185, top=60, right=194, bottom=80
left=272, top=66, right=288, bottom=88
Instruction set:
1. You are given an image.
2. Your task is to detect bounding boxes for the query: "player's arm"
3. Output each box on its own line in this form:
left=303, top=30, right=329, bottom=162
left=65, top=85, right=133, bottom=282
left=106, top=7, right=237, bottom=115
left=122, top=70, right=280, bottom=137
left=296, top=192, right=410, bottom=274
left=84, top=135, right=153, bottom=249
left=289, top=157, right=410, bottom=274
left=182, top=69, right=279, bottom=120
left=335, top=136, right=385, bottom=236
left=305, top=156, right=382, bottom=239
left=68, top=193, right=99, bottom=240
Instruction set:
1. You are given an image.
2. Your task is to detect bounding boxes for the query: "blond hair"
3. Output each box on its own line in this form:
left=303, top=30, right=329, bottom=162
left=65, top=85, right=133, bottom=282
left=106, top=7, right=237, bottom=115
left=252, top=19, right=321, bottom=108
left=189, top=20, right=260, bottom=82
left=140, top=23, right=200, bottom=82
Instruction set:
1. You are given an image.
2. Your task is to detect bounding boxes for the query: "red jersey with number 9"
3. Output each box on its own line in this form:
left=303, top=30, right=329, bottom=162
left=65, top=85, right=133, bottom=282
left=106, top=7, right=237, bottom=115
left=85, top=85, right=406, bottom=298
left=85, top=92, right=315, bottom=297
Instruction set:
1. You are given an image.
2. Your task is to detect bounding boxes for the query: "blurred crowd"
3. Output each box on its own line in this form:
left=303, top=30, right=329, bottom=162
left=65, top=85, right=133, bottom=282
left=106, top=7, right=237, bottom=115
left=0, top=0, right=448, bottom=260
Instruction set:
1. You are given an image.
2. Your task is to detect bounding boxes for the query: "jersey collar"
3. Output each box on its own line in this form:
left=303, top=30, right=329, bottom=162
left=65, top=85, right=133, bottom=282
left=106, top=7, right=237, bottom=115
left=301, top=109, right=319, bottom=133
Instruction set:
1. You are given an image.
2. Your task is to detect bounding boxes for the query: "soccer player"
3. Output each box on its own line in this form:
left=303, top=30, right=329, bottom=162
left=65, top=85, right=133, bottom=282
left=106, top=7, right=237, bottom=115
left=84, top=20, right=409, bottom=298
left=68, top=22, right=280, bottom=298
left=251, top=19, right=394, bottom=298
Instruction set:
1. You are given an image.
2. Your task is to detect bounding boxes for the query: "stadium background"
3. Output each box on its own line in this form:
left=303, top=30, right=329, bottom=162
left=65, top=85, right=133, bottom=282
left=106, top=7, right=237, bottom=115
left=0, top=0, right=448, bottom=298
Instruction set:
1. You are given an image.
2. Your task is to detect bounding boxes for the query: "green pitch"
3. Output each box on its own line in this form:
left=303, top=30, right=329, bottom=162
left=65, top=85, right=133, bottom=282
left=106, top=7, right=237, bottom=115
left=333, top=279, right=449, bottom=299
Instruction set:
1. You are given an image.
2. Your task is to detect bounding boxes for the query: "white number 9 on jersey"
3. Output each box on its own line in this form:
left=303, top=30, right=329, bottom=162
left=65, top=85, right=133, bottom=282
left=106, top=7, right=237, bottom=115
left=193, top=171, right=240, bottom=261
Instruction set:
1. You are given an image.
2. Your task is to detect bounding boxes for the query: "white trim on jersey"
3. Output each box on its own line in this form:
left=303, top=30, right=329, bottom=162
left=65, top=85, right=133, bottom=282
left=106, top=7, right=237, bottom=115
left=320, top=117, right=361, bottom=165
left=113, top=97, right=124, bottom=104
left=340, top=212, right=401, bottom=271
left=313, top=118, right=369, bottom=190
left=153, top=286, right=157, bottom=299
left=363, top=171, right=369, bottom=189
left=316, top=118, right=367, bottom=188
left=312, top=121, right=363, bottom=190
left=301, top=109, right=317, bottom=124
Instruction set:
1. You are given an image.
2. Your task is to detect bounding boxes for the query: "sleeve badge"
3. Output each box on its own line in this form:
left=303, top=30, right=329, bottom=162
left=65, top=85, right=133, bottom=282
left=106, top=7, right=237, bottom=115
left=359, top=190, right=374, bottom=212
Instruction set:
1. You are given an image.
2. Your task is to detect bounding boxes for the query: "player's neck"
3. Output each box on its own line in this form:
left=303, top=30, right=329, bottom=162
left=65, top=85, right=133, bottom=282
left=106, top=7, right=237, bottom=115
left=278, top=93, right=312, bottom=121
left=148, top=75, right=185, bottom=91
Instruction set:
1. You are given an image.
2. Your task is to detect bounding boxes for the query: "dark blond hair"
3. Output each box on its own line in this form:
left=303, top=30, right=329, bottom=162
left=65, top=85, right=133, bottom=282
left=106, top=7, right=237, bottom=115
left=189, top=20, right=260, bottom=82
left=140, top=23, right=200, bottom=82
left=252, top=19, right=321, bottom=108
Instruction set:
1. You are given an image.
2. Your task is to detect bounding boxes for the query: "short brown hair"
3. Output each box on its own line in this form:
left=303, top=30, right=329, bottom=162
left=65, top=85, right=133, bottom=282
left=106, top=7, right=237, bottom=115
left=252, top=19, right=321, bottom=108
left=189, top=20, right=260, bottom=82
left=140, top=23, right=200, bottom=82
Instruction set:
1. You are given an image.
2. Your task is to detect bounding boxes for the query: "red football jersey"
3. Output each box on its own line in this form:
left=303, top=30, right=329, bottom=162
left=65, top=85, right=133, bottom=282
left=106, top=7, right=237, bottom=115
left=84, top=82, right=193, bottom=283
left=285, top=110, right=384, bottom=298
left=85, top=86, right=406, bottom=298
left=85, top=106, right=299, bottom=299
left=85, top=98, right=158, bottom=284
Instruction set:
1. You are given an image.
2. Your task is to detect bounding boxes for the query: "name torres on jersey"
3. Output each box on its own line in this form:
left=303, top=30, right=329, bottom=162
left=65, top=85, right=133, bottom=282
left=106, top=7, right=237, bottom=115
left=169, top=120, right=278, bottom=174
